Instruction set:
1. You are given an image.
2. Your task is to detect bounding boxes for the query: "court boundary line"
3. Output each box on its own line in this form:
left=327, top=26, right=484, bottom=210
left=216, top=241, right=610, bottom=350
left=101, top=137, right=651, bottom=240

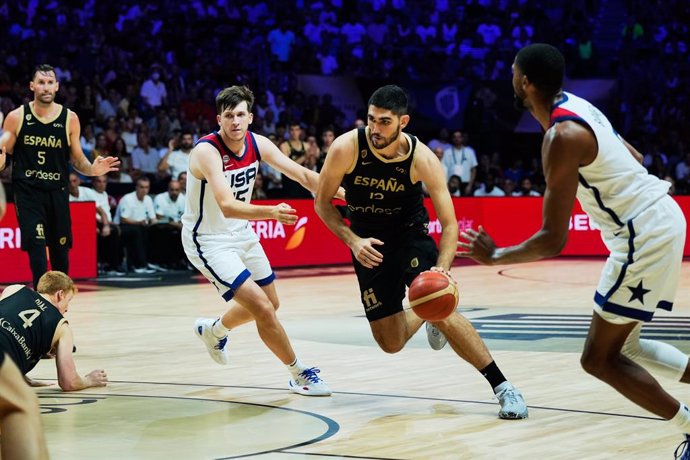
left=37, top=378, right=664, bottom=422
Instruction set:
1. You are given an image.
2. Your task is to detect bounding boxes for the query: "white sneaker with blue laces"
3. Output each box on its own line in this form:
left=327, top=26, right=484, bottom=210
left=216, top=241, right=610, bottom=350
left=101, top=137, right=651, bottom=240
left=289, top=367, right=332, bottom=396
left=194, top=318, right=230, bottom=365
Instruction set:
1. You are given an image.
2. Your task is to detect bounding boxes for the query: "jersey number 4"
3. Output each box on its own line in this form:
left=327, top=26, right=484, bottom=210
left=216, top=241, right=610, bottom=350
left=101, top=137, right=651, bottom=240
left=18, top=309, right=41, bottom=328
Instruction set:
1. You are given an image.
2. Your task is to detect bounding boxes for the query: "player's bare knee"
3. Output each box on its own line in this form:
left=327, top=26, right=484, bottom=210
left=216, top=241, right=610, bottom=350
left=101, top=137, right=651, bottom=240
left=580, top=350, right=610, bottom=378
left=252, top=303, right=279, bottom=324
left=373, top=334, right=405, bottom=354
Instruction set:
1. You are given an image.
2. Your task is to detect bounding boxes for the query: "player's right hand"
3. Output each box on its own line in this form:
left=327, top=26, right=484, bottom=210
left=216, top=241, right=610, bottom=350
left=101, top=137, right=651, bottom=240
left=272, top=202, right=297, bottom=225
left=85, top=369, right=108, bottom=387
left=350, top=237, right=384, bottom=269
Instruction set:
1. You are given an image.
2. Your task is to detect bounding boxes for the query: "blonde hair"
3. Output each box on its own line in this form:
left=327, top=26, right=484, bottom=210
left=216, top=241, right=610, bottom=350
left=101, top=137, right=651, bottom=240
left=36, top=271, right=77, bottom=295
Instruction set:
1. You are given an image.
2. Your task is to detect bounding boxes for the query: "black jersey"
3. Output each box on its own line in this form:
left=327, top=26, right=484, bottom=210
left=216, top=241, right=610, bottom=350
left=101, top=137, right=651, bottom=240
left=12, top=103, right=71, bottom=190
left=343, top=128, right=429, bottom=230
left=0, top=287, right=65, bottom=374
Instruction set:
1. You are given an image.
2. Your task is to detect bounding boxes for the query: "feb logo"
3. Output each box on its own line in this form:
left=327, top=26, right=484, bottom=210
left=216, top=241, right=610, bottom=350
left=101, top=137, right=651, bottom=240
left=285, top=217, right=307, bottom=250
left=435, top=86, right=459, bottom=120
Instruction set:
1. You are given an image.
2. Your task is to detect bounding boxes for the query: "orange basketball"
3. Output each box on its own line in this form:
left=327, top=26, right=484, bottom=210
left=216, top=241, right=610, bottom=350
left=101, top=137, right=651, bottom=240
left=408, top=271, right=458, bottom=321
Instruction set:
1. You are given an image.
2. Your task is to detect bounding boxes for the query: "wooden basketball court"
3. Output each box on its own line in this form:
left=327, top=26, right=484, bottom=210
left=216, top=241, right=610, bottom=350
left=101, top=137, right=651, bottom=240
left=26, top=258, right=690, bottom=459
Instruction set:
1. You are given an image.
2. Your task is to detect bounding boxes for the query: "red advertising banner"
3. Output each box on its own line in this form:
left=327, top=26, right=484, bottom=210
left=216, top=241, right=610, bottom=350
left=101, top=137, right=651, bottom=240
left=0, top=202, right=96, bottom=283
left=430, top=197, right=690, bottom=256
left=247, top=200, right=352, bottom=267
left=249, top=196, right=690, bottom=267
left=3, top=197, right=687, bottom=282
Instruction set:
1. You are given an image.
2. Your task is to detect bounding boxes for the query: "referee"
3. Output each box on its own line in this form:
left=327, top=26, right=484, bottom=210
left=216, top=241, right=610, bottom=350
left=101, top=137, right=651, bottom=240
left=0, top=64, right=119, bottom=288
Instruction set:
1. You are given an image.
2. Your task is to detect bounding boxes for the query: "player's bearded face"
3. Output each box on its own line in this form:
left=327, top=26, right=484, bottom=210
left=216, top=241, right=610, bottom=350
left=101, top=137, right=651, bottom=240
left=513, top=91, right=527, bottom=112
left=369, top=123, right=400, bottom=149
left=31, top=71, right=58, bottom=104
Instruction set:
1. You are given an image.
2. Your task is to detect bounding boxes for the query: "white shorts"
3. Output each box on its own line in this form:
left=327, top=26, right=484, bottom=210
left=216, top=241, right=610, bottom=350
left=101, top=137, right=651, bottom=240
left=182, top=227, right=275, bottom=301
left=594, top=195, right=686, bottom=323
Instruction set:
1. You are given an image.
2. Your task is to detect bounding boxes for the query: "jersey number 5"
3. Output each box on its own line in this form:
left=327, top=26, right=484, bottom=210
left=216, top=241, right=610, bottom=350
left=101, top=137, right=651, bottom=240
left=18, top=309, right=41, bottom=328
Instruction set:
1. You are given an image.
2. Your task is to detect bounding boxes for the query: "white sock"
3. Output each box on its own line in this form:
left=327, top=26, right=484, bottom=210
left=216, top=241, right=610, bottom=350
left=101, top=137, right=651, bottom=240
left=669, top=403, right=690, bottom=433
left=287, top=358, right=305, bottom=377
left=211, top=318, right=229, bottom=338
left=622, top=324, right=689, bottom=381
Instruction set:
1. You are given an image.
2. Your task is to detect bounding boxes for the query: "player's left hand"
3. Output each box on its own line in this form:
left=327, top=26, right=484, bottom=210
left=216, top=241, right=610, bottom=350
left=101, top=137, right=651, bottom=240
left=429, top=266, right=456, bottom=284
left=92, top=155, right=121, bottom=176
left=457, top=225, right=497, bottom=265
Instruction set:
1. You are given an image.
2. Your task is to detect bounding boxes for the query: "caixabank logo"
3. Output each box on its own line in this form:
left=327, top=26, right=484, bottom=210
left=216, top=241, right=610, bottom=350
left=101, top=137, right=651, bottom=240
left=249, top=217, right=308, bottom=250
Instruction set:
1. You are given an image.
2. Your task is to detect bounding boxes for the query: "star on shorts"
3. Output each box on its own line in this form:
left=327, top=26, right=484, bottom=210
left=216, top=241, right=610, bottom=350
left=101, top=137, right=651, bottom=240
left=627, top=280, right=651, bottom=304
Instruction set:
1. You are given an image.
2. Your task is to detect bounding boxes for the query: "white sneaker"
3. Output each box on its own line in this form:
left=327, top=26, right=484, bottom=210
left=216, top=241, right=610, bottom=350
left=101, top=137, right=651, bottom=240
left=133, top=267, right=156, bottom=274
left=426, top=322, right=448, bottom=350
left=496, top=383, right=529, bottom=419
left=194, top=318, right=230, bottom=365
left=147, top=263, right=168, bottom=272
left=289, top=367, right=332, bottom=396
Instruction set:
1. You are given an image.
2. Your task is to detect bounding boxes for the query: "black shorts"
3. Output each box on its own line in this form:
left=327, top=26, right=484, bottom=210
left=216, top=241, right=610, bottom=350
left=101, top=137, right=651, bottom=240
left=351, top=223, right=438, bottom=322
left=13, top=181, right=72, bottom=251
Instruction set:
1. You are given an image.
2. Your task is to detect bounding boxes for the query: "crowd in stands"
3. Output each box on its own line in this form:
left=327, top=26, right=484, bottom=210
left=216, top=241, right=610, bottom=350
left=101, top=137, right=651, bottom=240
left=1, top=0, right=689, bottom=231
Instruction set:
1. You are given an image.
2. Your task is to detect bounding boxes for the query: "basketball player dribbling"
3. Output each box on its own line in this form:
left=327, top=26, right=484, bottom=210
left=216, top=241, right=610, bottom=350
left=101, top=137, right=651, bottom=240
left=315, top=84, right=528, bottom=419
left=458, top=44, right=690, bottom=458
left=182, top=85, right=343, bottom=396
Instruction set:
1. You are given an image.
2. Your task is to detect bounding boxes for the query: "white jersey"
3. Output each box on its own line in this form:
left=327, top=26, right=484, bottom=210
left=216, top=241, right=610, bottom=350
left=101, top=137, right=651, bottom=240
left=182, top=131, right=260, bottom=235
left=551, top=92, right=670, bottom=234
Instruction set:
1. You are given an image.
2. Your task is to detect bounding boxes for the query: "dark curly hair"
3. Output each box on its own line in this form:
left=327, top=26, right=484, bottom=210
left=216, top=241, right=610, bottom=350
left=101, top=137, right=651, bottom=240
left=515, top=44, right=565, bottom=99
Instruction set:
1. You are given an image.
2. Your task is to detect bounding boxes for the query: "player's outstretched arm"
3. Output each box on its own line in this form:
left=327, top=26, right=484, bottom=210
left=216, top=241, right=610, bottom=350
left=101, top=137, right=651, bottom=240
left=458, top=123, right=586, bottom=265
left=258, top=135, right=322, bottom=194
left=257, top=134, right=344, bottom=200
left=54, top=324, right=108, bottom=391
left=68, top=111, right=120, bottom=176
